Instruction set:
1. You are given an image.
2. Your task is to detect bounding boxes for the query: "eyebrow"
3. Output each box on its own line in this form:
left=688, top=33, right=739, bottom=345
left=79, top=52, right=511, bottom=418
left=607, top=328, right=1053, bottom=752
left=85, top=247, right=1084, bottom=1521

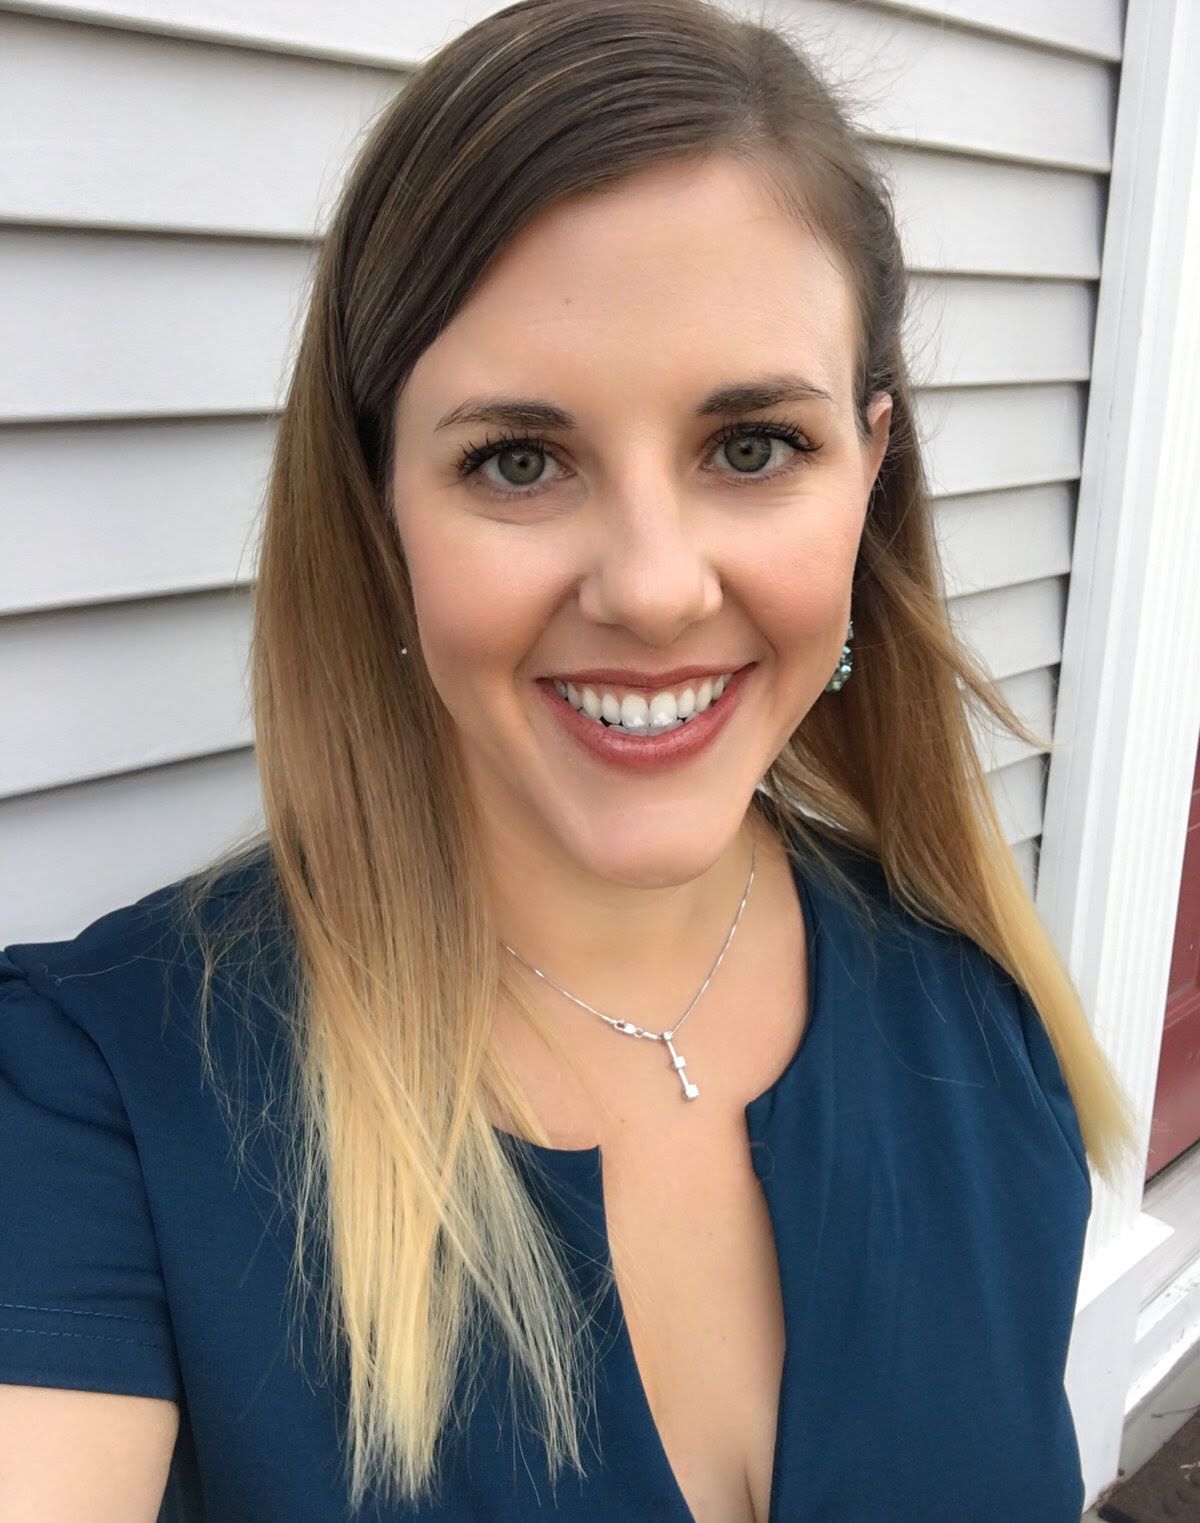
left=433, top=373, right=835, bottom=433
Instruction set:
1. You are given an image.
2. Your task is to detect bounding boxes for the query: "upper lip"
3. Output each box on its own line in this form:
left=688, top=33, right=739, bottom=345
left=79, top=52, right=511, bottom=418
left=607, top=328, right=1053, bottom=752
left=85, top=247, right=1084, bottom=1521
left=543, top=663, right=752, bottom=688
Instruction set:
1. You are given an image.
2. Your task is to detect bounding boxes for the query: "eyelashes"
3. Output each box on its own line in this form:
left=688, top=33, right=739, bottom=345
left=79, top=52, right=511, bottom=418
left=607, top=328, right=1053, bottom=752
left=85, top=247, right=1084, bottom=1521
left=452, top=417, right=821, bottom=500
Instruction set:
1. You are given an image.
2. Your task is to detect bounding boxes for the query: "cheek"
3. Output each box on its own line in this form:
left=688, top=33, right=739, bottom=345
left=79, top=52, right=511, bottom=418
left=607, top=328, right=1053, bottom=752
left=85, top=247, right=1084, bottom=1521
left=397, top=514, right=546, bottom=699
left=740, top=495, right=863, bottom=656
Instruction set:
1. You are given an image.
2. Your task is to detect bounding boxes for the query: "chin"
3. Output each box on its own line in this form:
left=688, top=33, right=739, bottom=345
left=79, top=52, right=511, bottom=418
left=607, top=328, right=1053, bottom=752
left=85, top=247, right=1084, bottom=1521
left=543, top=802, right=752, bottom=888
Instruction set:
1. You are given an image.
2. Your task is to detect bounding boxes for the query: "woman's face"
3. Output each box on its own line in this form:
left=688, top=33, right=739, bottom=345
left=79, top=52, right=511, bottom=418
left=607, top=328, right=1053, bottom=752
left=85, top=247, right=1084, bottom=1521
left=390, top=154, right=891, bottom=887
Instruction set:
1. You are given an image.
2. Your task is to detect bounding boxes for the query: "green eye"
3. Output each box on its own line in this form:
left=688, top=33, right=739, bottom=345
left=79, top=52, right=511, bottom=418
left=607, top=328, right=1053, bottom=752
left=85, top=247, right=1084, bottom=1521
left=454, top=418, right=820, bottom=500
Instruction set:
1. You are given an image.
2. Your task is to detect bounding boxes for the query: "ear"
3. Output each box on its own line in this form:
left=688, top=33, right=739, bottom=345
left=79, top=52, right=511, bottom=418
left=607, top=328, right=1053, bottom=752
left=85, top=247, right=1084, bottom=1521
left=864, top=390, right=893, bottom=491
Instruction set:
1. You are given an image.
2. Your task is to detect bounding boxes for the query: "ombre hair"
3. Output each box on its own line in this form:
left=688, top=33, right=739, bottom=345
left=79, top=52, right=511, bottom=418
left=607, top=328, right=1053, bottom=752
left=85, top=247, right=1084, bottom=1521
left=175, top=0, right=1138, bottom=1509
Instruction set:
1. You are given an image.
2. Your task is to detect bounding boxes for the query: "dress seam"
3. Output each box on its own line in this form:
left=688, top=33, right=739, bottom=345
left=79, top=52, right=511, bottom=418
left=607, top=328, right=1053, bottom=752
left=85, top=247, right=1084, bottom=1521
left=0, top=1322, right=174, bottom=1350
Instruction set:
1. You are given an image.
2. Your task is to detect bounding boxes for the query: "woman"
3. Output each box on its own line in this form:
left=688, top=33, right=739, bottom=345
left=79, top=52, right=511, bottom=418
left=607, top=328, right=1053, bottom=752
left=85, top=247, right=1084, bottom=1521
left=0, top=1, right=1137, bottom=1519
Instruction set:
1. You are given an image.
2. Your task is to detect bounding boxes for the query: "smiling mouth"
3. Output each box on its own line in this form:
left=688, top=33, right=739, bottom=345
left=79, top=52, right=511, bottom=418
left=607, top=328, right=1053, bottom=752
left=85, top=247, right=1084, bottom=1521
left=546, top=671, right=739, bottom=736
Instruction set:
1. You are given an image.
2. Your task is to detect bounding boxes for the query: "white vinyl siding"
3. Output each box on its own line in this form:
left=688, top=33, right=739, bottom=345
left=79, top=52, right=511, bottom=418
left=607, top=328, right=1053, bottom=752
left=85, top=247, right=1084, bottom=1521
left=0, top=0, right=1125, bottom=939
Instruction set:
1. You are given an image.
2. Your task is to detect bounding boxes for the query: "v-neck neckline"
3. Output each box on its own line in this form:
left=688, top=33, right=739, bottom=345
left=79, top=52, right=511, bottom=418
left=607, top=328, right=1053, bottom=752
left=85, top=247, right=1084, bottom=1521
left=492, top=843, right=827, bottom=1523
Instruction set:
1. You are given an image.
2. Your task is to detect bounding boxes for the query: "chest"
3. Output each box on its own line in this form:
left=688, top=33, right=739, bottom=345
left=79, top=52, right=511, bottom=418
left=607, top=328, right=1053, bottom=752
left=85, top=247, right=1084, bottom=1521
left=484, top=873, right=808, bottom=1521
left=599, top=1123, right=787, bottom=1523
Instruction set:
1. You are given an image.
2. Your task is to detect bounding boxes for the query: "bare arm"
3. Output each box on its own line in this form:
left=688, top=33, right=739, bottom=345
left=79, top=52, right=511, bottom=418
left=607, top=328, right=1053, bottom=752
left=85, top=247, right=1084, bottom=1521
left=0, top=1384, right=178, bottom=1523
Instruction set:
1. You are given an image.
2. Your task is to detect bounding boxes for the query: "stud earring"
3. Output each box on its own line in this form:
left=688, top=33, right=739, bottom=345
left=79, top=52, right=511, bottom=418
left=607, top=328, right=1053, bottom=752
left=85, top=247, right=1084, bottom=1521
left=824, top=617, right=854, bottom=693
left=400, top=646, right=408, bottom=656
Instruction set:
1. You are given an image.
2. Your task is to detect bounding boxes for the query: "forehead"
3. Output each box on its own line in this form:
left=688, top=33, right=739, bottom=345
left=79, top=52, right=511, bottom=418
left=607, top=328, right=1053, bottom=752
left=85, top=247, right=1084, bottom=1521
left=399, top=155, right=858, bottom=422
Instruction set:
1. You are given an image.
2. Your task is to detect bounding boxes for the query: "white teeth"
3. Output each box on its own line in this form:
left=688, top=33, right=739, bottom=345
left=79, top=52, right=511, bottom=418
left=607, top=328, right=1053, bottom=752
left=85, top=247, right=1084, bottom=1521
left=550, top=671, right=735, bottom=735
left=620, top=694, right=649, bottom=730
left=648, top=691, right=678, bottom=726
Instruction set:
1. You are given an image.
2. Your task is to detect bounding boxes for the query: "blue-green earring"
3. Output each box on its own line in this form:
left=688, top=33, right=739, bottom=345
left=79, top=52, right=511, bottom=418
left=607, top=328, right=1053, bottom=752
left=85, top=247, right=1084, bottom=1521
left=824, top=618, right=854, bottom=693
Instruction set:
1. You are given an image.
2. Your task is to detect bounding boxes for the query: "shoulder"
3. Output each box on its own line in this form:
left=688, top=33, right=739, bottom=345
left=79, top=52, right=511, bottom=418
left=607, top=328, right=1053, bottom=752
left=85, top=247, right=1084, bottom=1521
left=0, top=846, right=286, bottom=1405
left=1, top=843, right=288, bottom=1082
left=791, top=823, right=1090, bottom=1194
left=792, top=822, right=1019, bottom=1003
left=785, top=821, right=920, bottom=960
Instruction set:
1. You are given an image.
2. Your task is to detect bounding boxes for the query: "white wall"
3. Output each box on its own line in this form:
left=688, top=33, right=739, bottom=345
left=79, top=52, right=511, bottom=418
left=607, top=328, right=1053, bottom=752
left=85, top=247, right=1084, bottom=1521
left=0, top=0, right=1126, bottom=941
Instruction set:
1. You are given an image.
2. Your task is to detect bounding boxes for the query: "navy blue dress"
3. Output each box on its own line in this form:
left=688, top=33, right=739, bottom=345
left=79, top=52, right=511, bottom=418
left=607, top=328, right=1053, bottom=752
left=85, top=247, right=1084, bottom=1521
left=0, top=832, right=1091, bottom=1521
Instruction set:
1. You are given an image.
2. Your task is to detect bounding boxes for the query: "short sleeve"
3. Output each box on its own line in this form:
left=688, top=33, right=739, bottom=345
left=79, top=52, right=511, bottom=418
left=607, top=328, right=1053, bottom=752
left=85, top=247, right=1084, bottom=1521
left=1011, top=976, right=1092, bottom=1193
left=0, top=949, right=183, bottom=1400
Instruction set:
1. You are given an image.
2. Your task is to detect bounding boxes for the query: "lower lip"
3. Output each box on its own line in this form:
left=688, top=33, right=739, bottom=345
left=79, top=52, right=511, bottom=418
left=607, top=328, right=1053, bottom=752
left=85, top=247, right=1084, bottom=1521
left=534, top=666, right=755, bottom=774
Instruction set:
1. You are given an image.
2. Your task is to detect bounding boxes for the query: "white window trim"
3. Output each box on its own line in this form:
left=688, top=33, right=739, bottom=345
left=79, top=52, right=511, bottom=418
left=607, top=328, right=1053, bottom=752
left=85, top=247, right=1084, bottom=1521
left=1034, top=0, right=1200, bottom=1507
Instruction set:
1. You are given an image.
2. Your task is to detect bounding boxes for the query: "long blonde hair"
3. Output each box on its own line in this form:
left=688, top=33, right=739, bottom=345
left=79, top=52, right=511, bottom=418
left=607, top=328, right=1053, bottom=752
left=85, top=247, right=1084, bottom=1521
left=175, top=0, right=1139, bottom=1509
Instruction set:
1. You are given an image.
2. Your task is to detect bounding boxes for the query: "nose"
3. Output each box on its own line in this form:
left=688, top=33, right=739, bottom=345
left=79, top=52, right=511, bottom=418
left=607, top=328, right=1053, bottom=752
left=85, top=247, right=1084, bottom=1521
left=575, top=487, right=723, bottom=647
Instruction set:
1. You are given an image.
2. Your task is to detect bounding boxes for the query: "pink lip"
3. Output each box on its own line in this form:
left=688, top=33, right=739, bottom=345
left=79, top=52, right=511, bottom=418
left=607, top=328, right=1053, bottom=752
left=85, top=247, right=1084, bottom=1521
left=545, top=662, right=753, bottom=691
left=534, top=664, right=754, bottom=774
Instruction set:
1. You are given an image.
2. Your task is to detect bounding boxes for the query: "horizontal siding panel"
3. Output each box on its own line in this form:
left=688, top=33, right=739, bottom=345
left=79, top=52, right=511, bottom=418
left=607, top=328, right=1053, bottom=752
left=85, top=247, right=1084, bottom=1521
left=2, top=433, right=1081, bottom=626
left=908, top=275, right=1094, bottom=387
left=0, top=0, right=493, bottom=65
left=879, top=147, right=1104, bottom=278
left=0, top=230, right=313, bottom=420
left=781, top=1, right=1116, bottom=171
left=1, top=144, right=1109, bottom=290
left=1, top=589, right=252, bottom=798
left=934, top=482, right=1075, bottom=597
left=949, top=575, right=1065, bottom=681
left=3, top=570, right=1058, bottom=804
left=0, top=36, right=1109, bottom=281
left=917, top=383, right=1084, bottom=496
left=0, top=16, right=1115, bottom=239
left=0, top=229, right=1092, bottom=422
left=0, top=6, right=1115, bottom=245
left=988, top=751, right=1047, bottom=845
left=1010, top=834, right=1036, bottom=892
left=3, top=0, right=1124, bottom=69
left=967, top=666, right=1055, bottom=772
left=0, top=12, right=401, bottom=236
left=0, top=747, right=263, bottom=944
left=0, top=419, right=268, bottom=615
left=3, top=402, right=1083, bottom=619
left=870, top=0, right=1122, bottom=60
left=2, top=556, right=1063, bottom=803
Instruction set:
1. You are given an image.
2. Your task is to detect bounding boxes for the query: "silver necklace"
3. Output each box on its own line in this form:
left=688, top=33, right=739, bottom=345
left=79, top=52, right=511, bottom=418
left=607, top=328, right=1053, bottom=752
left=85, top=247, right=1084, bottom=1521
left=500, top=841, right=756, bottom=1103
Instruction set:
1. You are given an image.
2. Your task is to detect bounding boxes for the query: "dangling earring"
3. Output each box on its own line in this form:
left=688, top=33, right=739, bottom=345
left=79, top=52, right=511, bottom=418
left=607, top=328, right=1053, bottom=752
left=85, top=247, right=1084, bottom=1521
left=824, top=617, right=854, bottom=693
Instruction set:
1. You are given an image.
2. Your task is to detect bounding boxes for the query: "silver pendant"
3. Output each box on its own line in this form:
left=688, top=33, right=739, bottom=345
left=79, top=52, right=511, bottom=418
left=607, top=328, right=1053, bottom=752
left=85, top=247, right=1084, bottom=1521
left=663, top=1028, right=699, bottom=1100
left=612, top=1021, right=700, bottom=1100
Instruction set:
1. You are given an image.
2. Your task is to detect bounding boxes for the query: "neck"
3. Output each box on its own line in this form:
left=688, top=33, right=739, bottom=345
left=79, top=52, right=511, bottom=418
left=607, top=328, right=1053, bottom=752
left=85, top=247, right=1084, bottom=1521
left=480, top=804, right=773, bottom=1018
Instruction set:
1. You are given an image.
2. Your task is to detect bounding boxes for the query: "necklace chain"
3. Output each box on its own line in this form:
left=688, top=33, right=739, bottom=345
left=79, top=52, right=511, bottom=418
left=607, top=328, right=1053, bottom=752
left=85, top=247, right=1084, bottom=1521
left=500, top=840, right=757, bottom=1102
